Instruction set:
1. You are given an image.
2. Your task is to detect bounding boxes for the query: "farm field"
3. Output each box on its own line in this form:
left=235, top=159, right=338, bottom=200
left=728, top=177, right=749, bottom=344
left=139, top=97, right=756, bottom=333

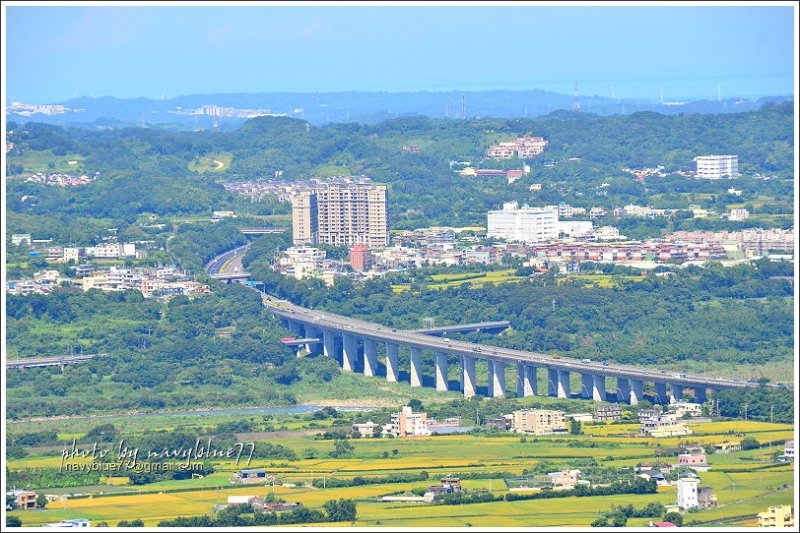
left=7, top=419, right=794, bottom=528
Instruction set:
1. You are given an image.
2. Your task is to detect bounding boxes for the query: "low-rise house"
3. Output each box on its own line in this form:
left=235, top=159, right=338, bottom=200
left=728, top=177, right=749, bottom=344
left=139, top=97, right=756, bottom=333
left=678, top=451, right=710, bottom=472
left=232, top=469, right=268, bottom=484
left=638, top=469, right=668, bottom=486
left=640, top=414, right=692, bottom=437
left=595, top=404, right=622, bottom=421
left=758, top=505, right=794, bottom=528
left=485, top=416, right=512, bottom=431
left=547, top=469, right=581, bottom=488
left=714, top=441, right=742, bottom=454
left=43, top=519, right=91, bottom=528
left=782, top=440, right=794, bottom=462
left=352, top=421, right=380, bottom=437
left=697, top=485, right=717, bottom=509
left=671, top=402, right=703, bottom=418
left=7, top=489, right=37, bottom=510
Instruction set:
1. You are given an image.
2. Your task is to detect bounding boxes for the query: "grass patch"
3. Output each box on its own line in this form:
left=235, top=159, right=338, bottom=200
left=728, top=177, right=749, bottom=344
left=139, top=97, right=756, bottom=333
left=187, top=152, right=232, bottom=173
left=7, top=151, right=87, bottom=174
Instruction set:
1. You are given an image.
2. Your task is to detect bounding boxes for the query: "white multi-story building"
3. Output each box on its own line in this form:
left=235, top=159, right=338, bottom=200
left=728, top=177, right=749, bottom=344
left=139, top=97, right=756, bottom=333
left=291, top=176, right=388, bottom=248
left=728, top=208, right=750, bottom=221
left=278, top=246, right=326, bottom=280
left=11, top=234, right=32, bottom=246
left=84, top=243, right=136, bottom=259
left=677, top=473, right=700, bottom=509
left=385, top=406, right=430, bottom=437
left=487, top=202, right=559, bottom=244
left=694, top=155, right=739, bottom=179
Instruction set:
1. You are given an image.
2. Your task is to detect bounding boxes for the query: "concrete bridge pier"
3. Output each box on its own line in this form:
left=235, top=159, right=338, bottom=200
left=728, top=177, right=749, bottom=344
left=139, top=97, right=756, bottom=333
left=617, top=378, right=631, bottom=403
left=548, top=368, right=559, bottom=396
left=487, top=360, right=495, bottom=397
left=694, top=387, right=708, bottom=404
left=305, top=325, right=323, bottom=355
left=462, top=355, right=476, bottom=398
left=363, top=338, right=378, bottom=377
left=593, top=374, right=606, bottom=402
left=409, top=347, right=423, bottom=387
left=342, top=333, right=359, bottom=372
left=385, top=342, right=399, bottom=383
left=492, top=361, right=506, bottom=397
left=287, top=319, right=304, bottom=337
left=526, top=365, right=538, bottom=396
left=581, top=373, right=594, bottom=399
left=557, top=370, right=571, bottom=398
left=435, top=351, right=449, bottom=391
left=670, top=383, right=682, bottom=404
left=630, top=380, right=644, bottom=405
left=517, top=363, right=537, bottom=397
left=654, top=382, right=668, bottom=405
left=322, top=329, right=336, bottom=359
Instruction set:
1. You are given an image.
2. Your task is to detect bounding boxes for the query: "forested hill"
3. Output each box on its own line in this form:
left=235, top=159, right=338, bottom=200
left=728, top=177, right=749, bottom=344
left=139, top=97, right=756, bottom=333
left=5, top=101, right=794, bottom=244
left=7, top=90, right=793, bottom=129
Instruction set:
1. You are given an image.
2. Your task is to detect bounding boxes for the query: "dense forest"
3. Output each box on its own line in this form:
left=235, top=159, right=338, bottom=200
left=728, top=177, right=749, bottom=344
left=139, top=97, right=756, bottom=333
left=5, top=100, right=794, bottom=245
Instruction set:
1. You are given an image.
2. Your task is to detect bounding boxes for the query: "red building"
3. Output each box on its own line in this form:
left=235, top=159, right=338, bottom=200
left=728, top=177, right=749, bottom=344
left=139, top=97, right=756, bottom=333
left=350, top=243, right=372, bottom=271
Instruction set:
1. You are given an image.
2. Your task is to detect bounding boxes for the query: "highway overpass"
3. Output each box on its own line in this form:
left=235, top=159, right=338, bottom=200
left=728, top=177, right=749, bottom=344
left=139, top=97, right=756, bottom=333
left=7, top=353, right=106, bottom=369
left=261, top=294, right=764, bottom=405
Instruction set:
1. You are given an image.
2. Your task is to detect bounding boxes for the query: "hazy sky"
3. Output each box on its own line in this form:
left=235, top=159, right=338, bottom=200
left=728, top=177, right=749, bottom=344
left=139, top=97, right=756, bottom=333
left=3, top=2, right=797, bottom=104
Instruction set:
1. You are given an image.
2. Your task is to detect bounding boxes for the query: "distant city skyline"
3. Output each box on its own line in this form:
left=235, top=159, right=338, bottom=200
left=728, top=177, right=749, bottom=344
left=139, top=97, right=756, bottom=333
left=3, top=2, right=797, bottom=104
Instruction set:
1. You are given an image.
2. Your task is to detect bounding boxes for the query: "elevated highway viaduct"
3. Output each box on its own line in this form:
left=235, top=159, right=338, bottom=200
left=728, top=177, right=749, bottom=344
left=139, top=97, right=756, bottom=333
left=260, top=294, right=762, bottom=405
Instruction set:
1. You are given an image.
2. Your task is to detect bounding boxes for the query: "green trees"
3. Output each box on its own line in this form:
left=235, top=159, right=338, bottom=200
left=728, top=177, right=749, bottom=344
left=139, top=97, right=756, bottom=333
left=322, top=498, right=357, bottom=523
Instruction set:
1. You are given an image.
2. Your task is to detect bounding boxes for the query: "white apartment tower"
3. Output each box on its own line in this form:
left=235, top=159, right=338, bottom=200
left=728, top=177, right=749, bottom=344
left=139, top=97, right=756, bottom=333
left=291, top=176, right=389, bottom=247
left=694, top=155, right=739, bottom=179
left=487, top=201, right=559, bottom=243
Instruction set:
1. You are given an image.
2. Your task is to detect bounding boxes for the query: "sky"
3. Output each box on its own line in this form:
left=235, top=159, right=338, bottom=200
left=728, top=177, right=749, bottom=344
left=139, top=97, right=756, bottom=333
left=2, top=1, right=798, bottom=104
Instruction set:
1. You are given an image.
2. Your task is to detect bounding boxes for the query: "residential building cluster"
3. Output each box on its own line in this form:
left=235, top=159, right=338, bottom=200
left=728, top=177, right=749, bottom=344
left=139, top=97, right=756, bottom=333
left=25, top=172, right=98, bottom=187
left=6, top=265, right=209, bottom=297
left=214, top=495, right=301, bottom=513
left=664, top=228, right=795, bottom=255
left=6, top=101, right=77, bottom=116
left=350, top=406, right=462, bottom=439
left=486, top=135, right=548, bottom=159
left=169, top=104, right=289, bottom=119
left=220, top=179, right=298, bottom=203
left=276, top=235, right=747, bottom=284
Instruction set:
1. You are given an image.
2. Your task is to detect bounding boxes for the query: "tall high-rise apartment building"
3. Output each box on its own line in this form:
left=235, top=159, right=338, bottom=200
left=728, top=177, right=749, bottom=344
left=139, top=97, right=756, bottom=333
left=694, top=155, right=739, bottom=179
left=487, top=201, right=559, bottom=243
left=291, top=176, right=389, bottom=247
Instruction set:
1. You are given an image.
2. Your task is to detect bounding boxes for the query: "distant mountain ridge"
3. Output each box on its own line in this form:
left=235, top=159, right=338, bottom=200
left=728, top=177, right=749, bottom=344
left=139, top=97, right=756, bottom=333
left=6, top=89, right=793, bottom=131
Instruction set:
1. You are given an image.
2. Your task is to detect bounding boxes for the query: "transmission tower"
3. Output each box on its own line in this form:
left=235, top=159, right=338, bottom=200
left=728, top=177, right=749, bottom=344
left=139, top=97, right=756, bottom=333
left=461, top=93, right=466, bottom=119
left=573, top=84, right=580, bottom=112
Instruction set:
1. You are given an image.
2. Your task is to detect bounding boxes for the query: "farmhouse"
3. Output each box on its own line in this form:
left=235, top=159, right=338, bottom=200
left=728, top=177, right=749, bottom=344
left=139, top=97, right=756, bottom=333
left=232, top=469, right=269, bottom=484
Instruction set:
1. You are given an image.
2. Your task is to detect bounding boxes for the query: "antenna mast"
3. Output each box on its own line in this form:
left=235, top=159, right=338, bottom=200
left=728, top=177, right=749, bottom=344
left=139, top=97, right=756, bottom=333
left=573, top=84, right=580, bottom=112
left=461, top=93, right=466, bottom=120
